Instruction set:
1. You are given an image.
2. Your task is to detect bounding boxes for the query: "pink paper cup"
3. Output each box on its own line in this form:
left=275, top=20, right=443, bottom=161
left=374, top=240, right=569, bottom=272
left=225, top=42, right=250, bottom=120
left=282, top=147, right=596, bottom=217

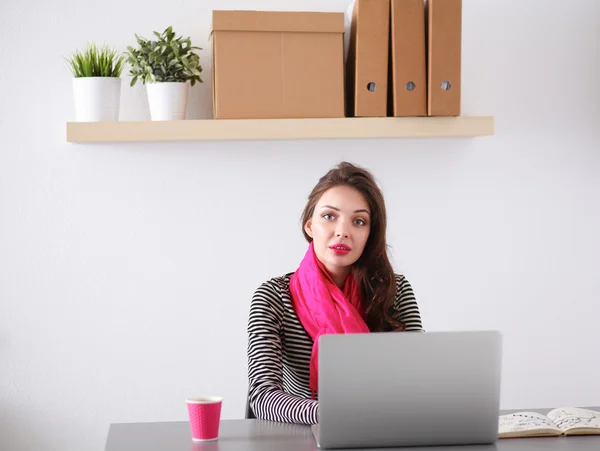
left=186, top=396, right=223, bottom=441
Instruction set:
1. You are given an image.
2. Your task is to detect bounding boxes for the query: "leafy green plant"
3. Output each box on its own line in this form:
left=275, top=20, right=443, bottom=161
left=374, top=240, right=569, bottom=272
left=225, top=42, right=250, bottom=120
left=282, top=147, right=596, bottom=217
left=126, top=26, right=203, bottom=87
left=66, top=42, right=125, bottom=77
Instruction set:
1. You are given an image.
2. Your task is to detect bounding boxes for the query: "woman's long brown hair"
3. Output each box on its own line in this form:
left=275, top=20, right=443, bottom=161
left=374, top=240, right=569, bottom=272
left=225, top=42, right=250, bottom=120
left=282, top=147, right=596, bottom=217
left=300, top=161, right=405, bottom=332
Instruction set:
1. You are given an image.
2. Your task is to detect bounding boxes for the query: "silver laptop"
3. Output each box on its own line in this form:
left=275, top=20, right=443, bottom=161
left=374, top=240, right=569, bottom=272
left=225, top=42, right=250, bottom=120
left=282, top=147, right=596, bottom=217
left=311, top=330, right=503, bottom=449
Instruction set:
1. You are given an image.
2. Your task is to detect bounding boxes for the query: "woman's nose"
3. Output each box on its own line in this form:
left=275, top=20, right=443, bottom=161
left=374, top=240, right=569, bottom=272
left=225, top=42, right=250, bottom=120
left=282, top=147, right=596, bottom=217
left=335, top=223, right=349, bottom=238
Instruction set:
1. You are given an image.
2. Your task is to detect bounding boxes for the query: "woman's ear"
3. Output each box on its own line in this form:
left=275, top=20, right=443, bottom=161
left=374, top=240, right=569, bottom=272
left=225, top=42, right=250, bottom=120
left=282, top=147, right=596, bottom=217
left=304, top=219, right=313, bottom=238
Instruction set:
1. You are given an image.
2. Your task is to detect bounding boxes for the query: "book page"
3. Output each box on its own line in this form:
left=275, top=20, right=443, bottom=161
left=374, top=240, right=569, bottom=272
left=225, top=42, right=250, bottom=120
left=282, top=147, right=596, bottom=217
left=547, top=407, right=600, bottom=432
left=499, top=412, right=562, bottom=437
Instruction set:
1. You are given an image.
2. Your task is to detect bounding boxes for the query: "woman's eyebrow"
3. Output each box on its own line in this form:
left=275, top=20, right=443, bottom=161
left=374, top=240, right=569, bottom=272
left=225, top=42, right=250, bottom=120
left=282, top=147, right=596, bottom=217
left=320, top=205, right=370, bottom=215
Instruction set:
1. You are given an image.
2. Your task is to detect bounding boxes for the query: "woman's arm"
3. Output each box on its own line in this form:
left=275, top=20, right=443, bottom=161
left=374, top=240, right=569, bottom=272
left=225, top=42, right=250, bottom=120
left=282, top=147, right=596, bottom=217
left=393, top=275, right=424, bottom=331
left=247, top=280, right=319, bottom=425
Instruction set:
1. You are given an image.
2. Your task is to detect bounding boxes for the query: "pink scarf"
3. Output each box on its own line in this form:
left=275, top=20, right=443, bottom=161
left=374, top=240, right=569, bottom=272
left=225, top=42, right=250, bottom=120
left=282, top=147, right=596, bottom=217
left=289, top=242, right=370, bottom=397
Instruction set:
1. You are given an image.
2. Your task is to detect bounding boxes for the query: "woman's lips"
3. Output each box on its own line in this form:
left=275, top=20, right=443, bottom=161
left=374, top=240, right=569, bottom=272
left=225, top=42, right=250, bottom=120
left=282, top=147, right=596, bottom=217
left=329, top=244, right=351, bottom=255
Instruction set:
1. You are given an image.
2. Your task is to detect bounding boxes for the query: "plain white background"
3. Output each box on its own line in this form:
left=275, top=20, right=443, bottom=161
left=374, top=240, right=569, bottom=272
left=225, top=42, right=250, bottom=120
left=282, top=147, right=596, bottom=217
left=1, top=0, right=599, bottom=450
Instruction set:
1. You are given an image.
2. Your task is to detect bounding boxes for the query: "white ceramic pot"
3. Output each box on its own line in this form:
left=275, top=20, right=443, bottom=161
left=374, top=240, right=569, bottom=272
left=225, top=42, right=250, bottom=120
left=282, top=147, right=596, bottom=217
left=72, top=77, right=121, bottom=122
left=146, top=82, right=189, bottom=121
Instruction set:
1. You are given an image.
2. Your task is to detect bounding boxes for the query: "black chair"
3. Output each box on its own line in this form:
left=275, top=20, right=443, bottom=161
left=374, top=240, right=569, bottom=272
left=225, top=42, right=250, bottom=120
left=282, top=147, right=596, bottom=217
left=245, top=390, right=256, bottom=419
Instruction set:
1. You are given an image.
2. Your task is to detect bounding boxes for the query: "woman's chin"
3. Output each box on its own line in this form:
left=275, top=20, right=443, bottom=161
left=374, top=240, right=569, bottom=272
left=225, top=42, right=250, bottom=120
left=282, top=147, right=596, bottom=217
left=325, top=255, right=356, bottom=270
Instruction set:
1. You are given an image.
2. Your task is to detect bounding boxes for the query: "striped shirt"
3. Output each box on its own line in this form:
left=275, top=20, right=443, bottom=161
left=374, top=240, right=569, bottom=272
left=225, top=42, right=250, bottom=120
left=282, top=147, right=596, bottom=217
left=247, top=272, right=423, bottom=425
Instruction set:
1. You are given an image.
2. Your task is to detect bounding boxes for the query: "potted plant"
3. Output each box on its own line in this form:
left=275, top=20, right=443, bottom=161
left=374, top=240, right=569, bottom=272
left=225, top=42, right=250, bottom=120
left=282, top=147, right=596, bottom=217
left=126, top=26, right=203, bottom=121
left=67, top=42, right=125, bottom=122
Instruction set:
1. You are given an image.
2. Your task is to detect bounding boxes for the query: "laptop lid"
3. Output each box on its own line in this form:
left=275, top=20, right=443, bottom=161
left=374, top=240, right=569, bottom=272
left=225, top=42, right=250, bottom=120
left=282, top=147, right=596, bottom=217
left=316, top=330, right=503, bottom=449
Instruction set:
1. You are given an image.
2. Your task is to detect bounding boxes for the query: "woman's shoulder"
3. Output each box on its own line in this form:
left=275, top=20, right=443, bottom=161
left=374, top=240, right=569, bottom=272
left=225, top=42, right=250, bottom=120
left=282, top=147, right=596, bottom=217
left=256, top=272, right=293, bottom=292
left=250, top=273, right=295, bottom=325
left=391, top=273, right=423, bottom=331
left=393, top=273, right=407, bottom=282
left=393, top=273, right=410, bottom=287
left=251, top=272, right=294, bottom=305
left=392, top=273, right=417, bottom=301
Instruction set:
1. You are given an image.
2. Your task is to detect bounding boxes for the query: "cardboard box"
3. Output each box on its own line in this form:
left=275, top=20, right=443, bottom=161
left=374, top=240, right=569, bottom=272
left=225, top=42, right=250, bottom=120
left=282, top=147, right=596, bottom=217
left=389, top=0, right=427, bottom=116
left=344, top=0, right=390, bottom=117
left=211, top=10, right=346, bottom=119
left=427, top=0, right=462, bottom=116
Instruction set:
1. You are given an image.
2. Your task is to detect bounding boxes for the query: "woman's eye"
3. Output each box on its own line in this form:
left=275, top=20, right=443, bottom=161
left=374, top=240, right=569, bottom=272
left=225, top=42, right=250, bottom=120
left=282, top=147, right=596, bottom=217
left=354, top=218, right=367, bottom=226
left=322, top=213, right=335, bottom=220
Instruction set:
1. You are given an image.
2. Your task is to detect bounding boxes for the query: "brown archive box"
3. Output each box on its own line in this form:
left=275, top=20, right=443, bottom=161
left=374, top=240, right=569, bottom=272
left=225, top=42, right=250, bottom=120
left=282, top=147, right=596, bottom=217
left=389, top=0, right=427, bottom=116
left=427, top=0, right=462, bottom=116
left=345, top=0, right=390, bottom=117
left=211, top=10, right=345, bottom=119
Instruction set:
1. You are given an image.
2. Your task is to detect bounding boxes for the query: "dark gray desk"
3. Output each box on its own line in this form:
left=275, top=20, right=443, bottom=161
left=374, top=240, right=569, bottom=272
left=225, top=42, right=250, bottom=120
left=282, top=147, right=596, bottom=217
left=105, top=407, right=600, bottom=451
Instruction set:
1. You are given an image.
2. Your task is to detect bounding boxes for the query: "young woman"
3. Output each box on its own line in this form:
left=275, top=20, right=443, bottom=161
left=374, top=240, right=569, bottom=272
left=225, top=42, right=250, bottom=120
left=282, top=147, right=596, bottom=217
left=247, top=161, right=423, bottom=425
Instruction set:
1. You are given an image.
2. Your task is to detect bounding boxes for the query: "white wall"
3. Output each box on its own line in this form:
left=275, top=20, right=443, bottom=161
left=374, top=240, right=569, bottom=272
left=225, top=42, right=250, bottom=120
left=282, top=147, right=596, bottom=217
left=1, top=0, right=599, bottom=450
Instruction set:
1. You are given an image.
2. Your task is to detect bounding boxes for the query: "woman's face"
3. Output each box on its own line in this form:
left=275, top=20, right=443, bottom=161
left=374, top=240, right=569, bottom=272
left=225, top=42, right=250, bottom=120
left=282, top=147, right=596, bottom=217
left=304, top=185, right=371, bottom=284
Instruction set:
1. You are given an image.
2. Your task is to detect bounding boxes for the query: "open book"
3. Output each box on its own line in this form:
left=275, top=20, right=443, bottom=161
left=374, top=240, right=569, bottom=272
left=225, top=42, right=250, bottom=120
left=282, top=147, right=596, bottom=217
left=499, top=407, right=600, bottom=438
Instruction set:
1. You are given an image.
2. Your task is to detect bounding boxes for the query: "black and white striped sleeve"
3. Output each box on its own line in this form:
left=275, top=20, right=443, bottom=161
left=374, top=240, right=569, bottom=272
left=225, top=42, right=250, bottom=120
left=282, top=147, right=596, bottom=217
left=393, top=274, right=424, bottom=331
left=247, top=280, right=319, bottom=425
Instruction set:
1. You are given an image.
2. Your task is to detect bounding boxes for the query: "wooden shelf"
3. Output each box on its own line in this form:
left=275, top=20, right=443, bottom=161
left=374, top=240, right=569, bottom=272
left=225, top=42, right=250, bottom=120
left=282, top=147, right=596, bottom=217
left=66, top=116, right=494, bottom=143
